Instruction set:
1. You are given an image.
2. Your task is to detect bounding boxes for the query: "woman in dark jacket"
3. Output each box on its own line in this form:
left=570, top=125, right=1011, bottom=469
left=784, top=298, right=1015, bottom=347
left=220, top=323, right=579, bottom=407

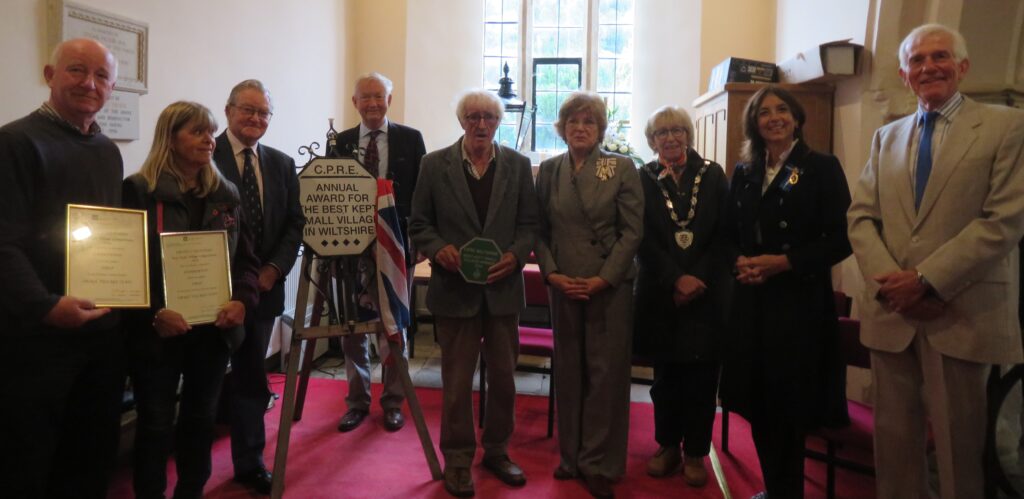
left=720, top=86, right=851, bottom=499
left=634, top=105, right=730, bottom=489
left=123, top=101, right=260, bottom=499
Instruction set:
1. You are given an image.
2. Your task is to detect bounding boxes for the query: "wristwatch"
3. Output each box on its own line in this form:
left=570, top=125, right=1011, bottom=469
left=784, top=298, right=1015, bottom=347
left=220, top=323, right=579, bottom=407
left=916, top=271, right=932, bottom=290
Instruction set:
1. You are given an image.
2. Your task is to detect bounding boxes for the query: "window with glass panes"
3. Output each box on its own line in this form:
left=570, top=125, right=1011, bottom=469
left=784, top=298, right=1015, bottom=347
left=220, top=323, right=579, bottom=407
left=482, top=0, right=634, bottom=153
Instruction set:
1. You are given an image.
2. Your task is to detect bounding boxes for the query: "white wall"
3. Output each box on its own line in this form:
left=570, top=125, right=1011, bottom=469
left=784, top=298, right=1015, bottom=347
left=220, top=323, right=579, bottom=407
left=631, top=0, right=703, bottom=160
left=405, top=0, right=484, bottom=152
left=1, top=0, right=351, bottom=316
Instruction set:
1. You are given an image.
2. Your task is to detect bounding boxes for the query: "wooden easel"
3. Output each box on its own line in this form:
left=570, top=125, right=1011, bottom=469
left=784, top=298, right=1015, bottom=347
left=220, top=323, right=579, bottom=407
left=269, top=250, right=442, bottom=498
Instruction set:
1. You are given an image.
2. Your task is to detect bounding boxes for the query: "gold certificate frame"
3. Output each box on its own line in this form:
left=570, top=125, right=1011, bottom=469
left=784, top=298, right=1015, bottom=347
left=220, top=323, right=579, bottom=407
left=159, top=230, right=233, bottom=326
left=65, top=204, right=150, bottom=308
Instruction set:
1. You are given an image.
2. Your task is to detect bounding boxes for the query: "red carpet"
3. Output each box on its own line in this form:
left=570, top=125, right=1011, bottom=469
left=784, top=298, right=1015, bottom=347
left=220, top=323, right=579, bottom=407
left=109, top=375, right=875, bottom=498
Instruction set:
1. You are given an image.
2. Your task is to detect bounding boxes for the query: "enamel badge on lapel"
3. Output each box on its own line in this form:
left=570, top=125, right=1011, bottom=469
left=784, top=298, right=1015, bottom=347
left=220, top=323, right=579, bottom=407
left=779, top=165, right=801, bottom=193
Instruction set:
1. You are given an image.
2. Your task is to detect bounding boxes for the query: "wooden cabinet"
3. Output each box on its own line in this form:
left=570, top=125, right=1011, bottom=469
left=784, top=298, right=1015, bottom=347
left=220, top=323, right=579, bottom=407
left=693, top=83, right=835, bottom=176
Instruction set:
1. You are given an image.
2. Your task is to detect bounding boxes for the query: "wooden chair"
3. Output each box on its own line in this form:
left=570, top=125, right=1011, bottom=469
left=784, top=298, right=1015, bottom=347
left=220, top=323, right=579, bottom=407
left=479, top=266, right=556, bottom=437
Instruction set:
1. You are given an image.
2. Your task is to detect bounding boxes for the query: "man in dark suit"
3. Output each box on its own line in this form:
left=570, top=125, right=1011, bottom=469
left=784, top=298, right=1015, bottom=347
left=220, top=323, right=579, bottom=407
left=335, top=72, right=426, bottom=433
left=213, top=79, right=304, bottom=495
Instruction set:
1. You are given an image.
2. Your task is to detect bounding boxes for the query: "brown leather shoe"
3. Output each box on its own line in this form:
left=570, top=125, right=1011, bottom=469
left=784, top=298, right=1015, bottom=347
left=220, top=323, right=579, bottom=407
left=337, top=408, right=368, bottom=432
left=646, top=445, right=682, bottom=477
left=383, top=408, right=405, bottom=431
left=443, top=467, right=474, bottom=497
left=682, top=455, right=708, bottom=486
left=583, top=474, right=614, bottom=498
left=482, top=455, right=526, bottom=486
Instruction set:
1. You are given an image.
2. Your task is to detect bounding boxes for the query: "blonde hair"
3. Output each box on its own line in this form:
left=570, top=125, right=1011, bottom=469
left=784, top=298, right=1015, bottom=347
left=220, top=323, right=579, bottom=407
left=139, top=101, right=222, bottom=197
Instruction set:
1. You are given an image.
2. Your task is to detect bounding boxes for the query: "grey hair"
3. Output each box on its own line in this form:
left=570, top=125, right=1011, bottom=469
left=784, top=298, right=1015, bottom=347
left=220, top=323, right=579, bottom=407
left=455, top=89, right=504, bottom=126
left=354, top=72, right=394, bottom=97
left=226, top=79, right=273, bottom=111
left=899, top=24, right=969, bottom=70
left=644, top=105, right=695, bottom=150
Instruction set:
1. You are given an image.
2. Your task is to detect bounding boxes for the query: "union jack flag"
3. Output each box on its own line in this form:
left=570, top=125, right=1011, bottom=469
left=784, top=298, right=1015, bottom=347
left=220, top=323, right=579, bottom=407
left=375, top=179, right=409, bottom=363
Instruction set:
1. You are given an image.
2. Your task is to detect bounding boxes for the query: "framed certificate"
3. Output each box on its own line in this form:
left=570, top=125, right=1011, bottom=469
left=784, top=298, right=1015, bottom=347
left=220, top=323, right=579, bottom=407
left=159, top=231, right=233, bottom=325
left=65, top=204, right=149, bottom=308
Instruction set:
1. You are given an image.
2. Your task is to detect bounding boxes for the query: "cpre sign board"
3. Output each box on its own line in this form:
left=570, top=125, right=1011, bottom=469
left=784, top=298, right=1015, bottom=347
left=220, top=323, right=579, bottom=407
left=298, top=157, right=377, bottom=256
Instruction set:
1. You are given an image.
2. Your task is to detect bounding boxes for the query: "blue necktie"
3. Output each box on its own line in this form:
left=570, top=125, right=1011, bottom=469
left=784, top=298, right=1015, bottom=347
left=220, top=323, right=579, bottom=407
left=914, top=111, right=939, bottom=209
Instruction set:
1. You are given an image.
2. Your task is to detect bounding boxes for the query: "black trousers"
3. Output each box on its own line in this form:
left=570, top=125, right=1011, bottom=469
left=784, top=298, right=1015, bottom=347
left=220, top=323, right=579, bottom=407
left=750, top=416, right=805, bottom=499
left=0, top=328, right=125, bottom=499
left=227, top=315, right=275, bottom=475
left=131, top=327, right=230, bottom=499
left=650, top=360, right=720, bottom=457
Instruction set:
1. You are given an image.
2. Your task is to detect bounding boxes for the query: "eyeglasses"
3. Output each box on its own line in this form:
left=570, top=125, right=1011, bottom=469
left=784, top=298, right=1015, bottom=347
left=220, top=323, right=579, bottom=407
left=464, top=113, right=499, bottom=125
left=233, top=104, right=273, bottom=120
left=654, top=127, right=687, bottom=139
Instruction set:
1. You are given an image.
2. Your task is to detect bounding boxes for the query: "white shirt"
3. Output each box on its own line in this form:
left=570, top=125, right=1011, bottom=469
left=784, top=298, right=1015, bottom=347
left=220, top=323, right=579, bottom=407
left=359, top=118, right=389, bottom=179
left=226, top=129, right=264, bottom=202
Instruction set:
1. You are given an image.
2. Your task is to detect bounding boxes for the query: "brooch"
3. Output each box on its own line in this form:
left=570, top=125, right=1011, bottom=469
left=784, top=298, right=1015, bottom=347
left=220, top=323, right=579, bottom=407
left=595, top=158, right=617, bottom=181
left=779, top=165, right=802, bottom=193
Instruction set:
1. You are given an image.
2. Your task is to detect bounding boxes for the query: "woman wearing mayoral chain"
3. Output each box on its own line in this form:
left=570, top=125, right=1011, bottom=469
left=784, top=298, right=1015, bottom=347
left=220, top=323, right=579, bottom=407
left=633, top=105, right=731, bottom=489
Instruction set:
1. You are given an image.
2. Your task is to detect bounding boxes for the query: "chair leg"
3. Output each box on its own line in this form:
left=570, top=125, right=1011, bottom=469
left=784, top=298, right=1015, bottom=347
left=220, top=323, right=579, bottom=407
left=721, top=408, right=730, bottom=454
left=826, top=439, right=836, bottom=499
left=478, top=353, right=486, bottom=429
left=547, top=359, right=555, bottom=438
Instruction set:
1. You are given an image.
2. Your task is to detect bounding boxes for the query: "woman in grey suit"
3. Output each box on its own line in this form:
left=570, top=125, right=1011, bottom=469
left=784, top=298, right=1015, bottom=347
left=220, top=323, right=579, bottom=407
left=535, top=91, right=644, bottom=499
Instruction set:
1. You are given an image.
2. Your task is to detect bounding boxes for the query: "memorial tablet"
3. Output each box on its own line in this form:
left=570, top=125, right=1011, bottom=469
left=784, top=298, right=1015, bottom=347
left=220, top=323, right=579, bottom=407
left=459, top=237, right=502, bottom=285
left=65, top=204, right=149, bottom=308
left=159, top=231, right=232, bottom=325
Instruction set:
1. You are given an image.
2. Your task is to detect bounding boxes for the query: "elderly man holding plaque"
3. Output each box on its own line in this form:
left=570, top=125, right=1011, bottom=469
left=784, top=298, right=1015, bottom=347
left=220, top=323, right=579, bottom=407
left=0, top=38, right=126, bottom=497
left=123, top=101, right=260, bottom=499
left=213, top=79, right=304, bottom=495
left=534, top=91, right=643, bottom=499
left=409, top=89, right=538, bottom=497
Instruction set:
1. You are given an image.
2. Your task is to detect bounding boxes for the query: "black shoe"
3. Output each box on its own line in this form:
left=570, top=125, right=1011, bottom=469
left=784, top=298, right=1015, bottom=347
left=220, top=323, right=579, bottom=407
left=443, top=466, right=474, bottom=497
left=383, top=408, right=405, bottom=432
left=482, top=455, right=526, bottom=487
left=583, top=474, right=614, bottom=499
left=233, top=467, right=273, bottom=495
left=750, top=493, right=768, bottom=499
left=337, top=408, right=368, bottom=432
left=552, top=466, right=575, bottom=480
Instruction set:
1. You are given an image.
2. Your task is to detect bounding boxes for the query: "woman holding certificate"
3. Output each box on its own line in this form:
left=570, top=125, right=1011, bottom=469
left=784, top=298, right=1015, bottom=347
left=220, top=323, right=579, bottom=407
left=123, top=101, right=259, bottom=498
left=534, top=91, right=643, bottom=499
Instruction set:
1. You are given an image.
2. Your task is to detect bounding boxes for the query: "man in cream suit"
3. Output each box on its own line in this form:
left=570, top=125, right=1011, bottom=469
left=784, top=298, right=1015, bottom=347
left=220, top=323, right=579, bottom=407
left=409, top=90, right=537, bottom=497
left=848, top=24, right=1024, bottom=499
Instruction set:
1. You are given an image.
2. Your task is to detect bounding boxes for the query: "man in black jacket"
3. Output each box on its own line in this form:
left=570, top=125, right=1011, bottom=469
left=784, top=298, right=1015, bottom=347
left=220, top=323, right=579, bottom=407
left=213, top=79, right=304, bottom=495
left=336, top=72, right=425, bottom=433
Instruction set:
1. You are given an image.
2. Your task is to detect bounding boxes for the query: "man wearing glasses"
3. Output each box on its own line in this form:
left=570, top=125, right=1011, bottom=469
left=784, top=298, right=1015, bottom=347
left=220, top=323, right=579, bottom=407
left=214, top=79, right=304, bottom=495
left=409, top=90, right=538, bottom=497
left=335, top=72, right=426, bottom=434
